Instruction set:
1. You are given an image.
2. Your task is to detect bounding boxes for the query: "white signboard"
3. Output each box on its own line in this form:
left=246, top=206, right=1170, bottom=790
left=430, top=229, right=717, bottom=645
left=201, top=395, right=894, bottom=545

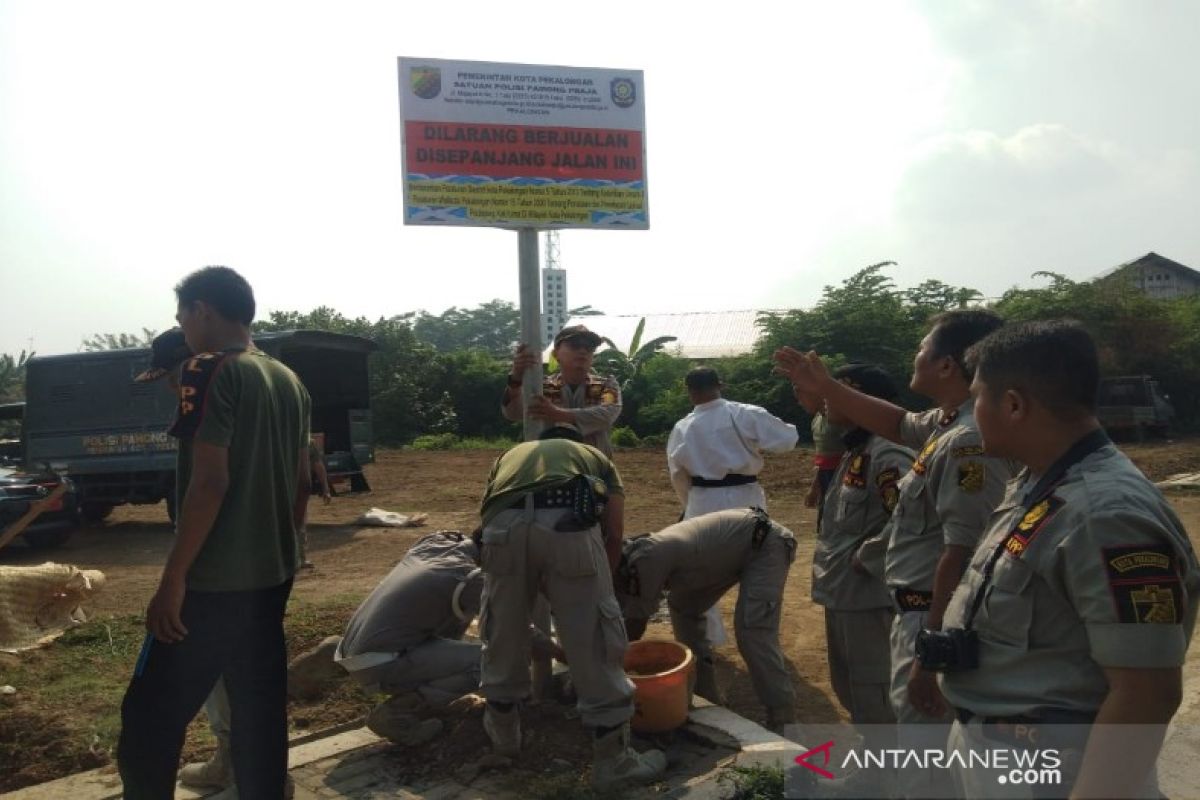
left=398, top=57, right=648, bottom=229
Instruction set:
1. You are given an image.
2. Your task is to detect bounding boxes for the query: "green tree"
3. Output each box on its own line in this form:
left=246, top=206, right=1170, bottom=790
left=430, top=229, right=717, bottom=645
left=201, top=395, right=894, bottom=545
left=594, top=317, right=678, bottom=389
left=994, top=272, right=1199, bottom=428
left=81, top=329, right=157, bottom=351
left=255, top=308, right=459, bottom=444
left=904, top=279, right=984, bottom=325
left=621, top=352, right=692, bottom=437
left=410, top=300, right=520, bottom=357
left=758, top=261, right=919, bottom=391
left=0, top=351, right=33, bottom=404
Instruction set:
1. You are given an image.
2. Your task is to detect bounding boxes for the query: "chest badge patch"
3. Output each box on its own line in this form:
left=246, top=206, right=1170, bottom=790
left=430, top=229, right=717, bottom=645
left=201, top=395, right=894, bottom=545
left=843, top=454, right=869, bottom=488
left=1003, top=495, right=1065, bottom=557
left=912, top=437, right=939, bottom=476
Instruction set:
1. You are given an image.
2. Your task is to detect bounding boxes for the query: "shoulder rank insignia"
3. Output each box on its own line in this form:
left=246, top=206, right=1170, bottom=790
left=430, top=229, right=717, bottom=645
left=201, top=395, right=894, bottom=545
left=958, top=462, right=985, bottom=493
left=1103, top=544, right=1182, bottom=624
left=843, top=454, right=869, bottom=488
left=876, top=467, right=901, bottom=513
left=1003, top=495, right=1064, bottom=557
left=939, top=409, right=959, bottom=427
left=912, top=436, right=939, bottom=476
left=952, top=445, right=985, bottom=458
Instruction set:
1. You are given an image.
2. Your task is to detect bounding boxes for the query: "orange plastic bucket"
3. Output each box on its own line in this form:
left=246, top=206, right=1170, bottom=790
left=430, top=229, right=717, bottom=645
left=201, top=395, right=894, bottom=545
left=624, top=640, right=694, bottom=733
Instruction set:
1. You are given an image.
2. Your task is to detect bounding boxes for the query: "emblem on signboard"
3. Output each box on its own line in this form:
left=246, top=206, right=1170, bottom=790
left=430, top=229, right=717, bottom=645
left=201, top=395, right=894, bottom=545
left=411, top=67, right=441, bottom=100
left=611, top=77, right=636, bottom=108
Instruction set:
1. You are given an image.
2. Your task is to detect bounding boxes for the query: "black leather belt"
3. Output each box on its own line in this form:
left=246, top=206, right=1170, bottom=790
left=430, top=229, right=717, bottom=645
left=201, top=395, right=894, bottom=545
left=691, top=473, right=757, bottom=488
left=955, top=707, right=1096, bottom=726
left=893, top=587, right=933, bottom=612
left=512, top=486, right=576, bottom=510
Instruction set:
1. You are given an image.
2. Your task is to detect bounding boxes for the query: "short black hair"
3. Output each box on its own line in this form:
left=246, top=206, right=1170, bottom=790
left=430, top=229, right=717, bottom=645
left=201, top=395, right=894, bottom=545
left=832, top=363, right=898, bottom=401
left=685, top=367, right=721, bottom=392
left=927, top=309, right=1005, bottom=381
left=174, top=266, right=256, bottom=325
left=966, top=320, right=1099, bottom=419
left=538, top=425, right=584, bottom=443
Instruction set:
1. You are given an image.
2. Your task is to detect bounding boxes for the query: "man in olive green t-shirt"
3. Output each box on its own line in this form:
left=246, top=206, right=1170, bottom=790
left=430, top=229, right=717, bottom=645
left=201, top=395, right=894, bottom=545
left=118, top=266, right=311, bottom=800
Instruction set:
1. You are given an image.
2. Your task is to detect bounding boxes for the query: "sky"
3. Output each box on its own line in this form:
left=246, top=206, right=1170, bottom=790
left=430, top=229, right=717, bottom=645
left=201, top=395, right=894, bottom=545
left=2, top=0, right=1198, bottom=356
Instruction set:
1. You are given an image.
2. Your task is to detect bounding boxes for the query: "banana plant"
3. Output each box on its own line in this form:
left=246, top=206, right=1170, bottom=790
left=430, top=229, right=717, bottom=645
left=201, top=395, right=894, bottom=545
left=593, top=318, right=677, bottom=389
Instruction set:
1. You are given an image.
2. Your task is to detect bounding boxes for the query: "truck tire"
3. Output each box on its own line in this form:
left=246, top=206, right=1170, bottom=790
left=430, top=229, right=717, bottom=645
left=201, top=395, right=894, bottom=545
left=23, top=527, right=72, bottom=549
left=81, top=502, right=114, bottom=523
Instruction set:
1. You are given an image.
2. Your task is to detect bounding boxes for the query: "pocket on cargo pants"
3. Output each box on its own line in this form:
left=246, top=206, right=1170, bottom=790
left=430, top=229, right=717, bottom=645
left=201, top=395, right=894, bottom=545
left=597, top=596, right=628, bottom=664
left=481, top=517, right=518, bottom=576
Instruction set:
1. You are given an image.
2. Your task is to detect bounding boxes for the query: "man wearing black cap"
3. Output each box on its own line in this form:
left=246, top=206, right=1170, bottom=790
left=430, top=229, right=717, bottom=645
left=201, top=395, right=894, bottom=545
left=812, top=365, right=913, bottom=733
left=503, top=325, right=622, bottom=456
left=134, top=328, right=193, bottom=387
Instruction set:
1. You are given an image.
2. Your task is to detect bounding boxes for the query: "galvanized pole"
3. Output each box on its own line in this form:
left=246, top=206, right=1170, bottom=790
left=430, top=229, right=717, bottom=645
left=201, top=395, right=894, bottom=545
left=517, top=228, right=542, bottom=441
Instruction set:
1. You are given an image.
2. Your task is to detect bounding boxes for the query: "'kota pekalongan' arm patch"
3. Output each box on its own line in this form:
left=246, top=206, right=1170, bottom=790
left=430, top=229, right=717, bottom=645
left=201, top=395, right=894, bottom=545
left=958, top=461, right=986, bottom=493
left=1102, top=544, right=1183, bottom=624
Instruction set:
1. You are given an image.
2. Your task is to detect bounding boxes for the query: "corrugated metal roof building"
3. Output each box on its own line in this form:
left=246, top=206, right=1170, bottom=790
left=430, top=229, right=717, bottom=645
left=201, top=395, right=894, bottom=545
left=545, top=310, right=784, bottom=360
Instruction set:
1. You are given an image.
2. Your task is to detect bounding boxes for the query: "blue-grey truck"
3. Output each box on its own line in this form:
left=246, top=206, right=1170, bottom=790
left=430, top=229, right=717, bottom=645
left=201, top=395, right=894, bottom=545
left=21, top=330, right=377, bottom=523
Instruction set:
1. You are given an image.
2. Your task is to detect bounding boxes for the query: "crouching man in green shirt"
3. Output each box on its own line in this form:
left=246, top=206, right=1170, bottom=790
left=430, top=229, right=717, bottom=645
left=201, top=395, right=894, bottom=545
left=478, top=427, right=666, bottom=790
left=117, top=266, right=312, bottom=800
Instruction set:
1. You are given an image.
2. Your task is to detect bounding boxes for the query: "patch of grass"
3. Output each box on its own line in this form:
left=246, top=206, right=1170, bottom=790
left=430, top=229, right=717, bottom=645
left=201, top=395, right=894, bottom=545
left=0, top=614, right=144, bottom=792
left=407, top=434, right=516, bottom=451
left=719, top=762, right=786, bottom=800
left=0, top=596, right=369, bottom=793
left=508, top=770, right=627, bottom=800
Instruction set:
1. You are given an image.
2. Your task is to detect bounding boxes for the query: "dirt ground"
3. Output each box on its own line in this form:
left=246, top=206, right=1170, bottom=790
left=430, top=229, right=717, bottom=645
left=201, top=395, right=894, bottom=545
left=2, top=440, right=1200, bottom=791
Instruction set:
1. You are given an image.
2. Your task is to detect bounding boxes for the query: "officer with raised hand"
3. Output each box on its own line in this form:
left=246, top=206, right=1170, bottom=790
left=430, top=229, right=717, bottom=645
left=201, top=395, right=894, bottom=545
left=775, top=310, right=1014, bottom=799
left=925, top=321, right=1199, bottom=798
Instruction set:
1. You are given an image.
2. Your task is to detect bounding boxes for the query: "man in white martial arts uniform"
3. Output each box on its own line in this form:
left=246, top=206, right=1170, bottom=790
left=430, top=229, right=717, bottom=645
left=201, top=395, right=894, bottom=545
left=666, top=366, right=798, bottom=648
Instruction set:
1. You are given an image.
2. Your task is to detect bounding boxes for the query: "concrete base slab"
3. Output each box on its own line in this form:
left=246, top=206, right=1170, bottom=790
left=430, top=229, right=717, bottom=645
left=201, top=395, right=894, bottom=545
left=3, top=697, right=803, bottom=799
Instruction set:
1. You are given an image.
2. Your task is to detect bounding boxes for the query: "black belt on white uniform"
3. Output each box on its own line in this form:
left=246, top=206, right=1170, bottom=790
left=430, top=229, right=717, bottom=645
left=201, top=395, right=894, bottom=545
left=690, top=473, right=758, bottom=488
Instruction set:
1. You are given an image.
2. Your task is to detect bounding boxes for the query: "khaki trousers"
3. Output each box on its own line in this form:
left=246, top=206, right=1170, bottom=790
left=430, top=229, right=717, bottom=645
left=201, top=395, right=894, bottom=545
left=891, top=608, right=953, bottom=798
left=668, top=528, right=796, bottom=714
left=479, top=507, right=634, bottom=728
left=824, top=606, right=895, bottom=726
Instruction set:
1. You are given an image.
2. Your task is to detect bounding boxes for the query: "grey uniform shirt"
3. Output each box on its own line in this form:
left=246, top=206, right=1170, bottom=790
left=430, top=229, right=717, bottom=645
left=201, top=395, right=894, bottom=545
left=941, top=444, right=1199, bottom=717
left=882, top=399, right=1015, bottom=592
left=339, top=532, right=482, bottom=658
left=813, top=433, right=914, bottom=610
left=621, top=509, right=794, bottom=620
left=501, top=371, right=622, bottom=456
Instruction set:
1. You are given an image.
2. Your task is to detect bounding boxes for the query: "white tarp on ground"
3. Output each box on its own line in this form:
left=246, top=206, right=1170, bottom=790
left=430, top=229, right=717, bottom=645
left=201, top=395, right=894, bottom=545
left=1157, top=473, right=1200, bottom=492
left=0, top=563, right=105, bottom=653
left=355, top=509, right=429, bottom=528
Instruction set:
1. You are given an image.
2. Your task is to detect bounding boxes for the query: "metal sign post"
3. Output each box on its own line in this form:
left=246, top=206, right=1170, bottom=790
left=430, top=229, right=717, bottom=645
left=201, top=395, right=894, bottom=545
left=517, top=228, right=542, bottom=442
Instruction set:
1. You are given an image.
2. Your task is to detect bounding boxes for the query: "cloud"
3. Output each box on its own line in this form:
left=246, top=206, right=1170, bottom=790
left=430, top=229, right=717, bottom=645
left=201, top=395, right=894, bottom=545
left=785, top=122, right=1200, bottom=300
